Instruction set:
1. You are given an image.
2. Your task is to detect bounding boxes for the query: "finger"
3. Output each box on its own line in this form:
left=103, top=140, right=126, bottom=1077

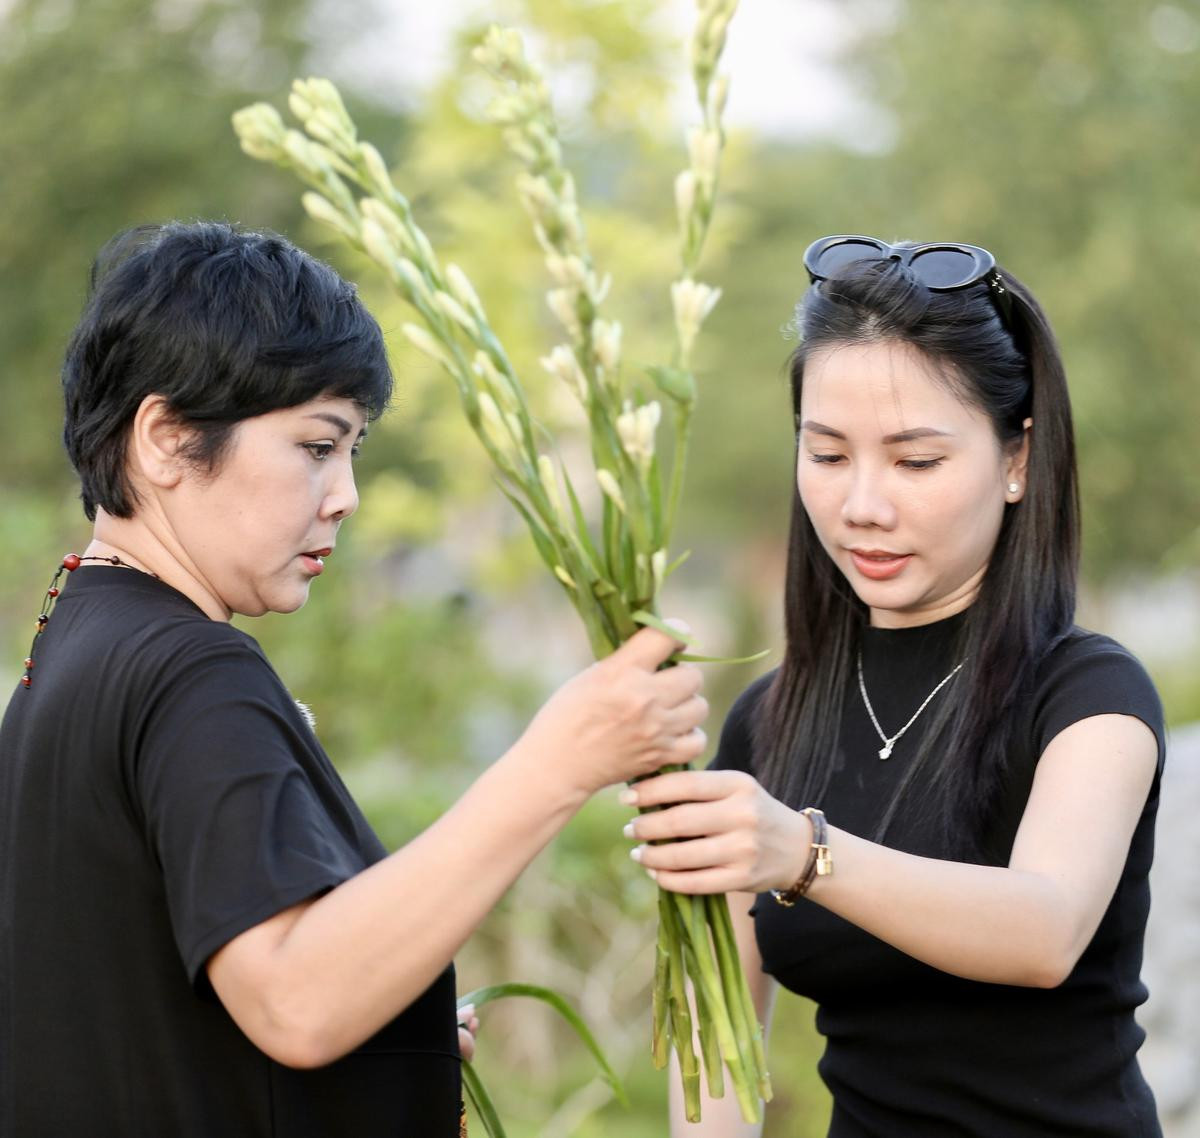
left=458, top=1026, right=476, bottom=1062
left=621, top=767, right=749, bottom=809
left=660, top=695, right=709, bottom=737
left=654, top=726, right=707, bottom=769
left=625, top=801, right=727, bottom=843
left=651, top=662, right=704, bottom=707
left=647, top=866, right=745, bottom=895
left=614, top=622, right=690, bottom=670
left=632, top=834, right=734, bottom=873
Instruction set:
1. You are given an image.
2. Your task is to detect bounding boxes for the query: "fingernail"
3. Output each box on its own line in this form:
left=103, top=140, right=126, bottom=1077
left=622, top=822, right=635, bottom=839
left=646, top=868, right=658, bottom=881
left=618, top=788, right=639, bottom=807
left=630, top=845, right=644, bottom=863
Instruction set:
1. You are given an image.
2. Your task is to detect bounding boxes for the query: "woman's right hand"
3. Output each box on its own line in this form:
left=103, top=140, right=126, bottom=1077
left=514, top=624, right=708, bottom=799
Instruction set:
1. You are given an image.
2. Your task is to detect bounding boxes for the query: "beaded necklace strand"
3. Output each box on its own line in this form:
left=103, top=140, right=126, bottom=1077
left=21, top=554, right=154, bottom=689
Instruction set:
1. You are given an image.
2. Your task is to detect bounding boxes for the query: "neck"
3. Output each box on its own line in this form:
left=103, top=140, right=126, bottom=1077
left=90, top=512, right=231, bottom=622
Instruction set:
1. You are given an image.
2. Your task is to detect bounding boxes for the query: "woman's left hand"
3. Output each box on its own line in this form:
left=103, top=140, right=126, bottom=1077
left=621, top=768, right=813, bottom=895
left=457, top=1003, right=480, bottom=1062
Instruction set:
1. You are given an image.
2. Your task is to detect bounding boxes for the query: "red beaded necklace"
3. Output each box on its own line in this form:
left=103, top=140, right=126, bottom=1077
left=21, top=553, right=155, bottom=689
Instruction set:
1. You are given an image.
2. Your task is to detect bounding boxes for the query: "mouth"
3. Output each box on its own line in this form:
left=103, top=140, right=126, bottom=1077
left=847, top=548, right=912, bottom=581
left=299, top=547, right=333, bottom=576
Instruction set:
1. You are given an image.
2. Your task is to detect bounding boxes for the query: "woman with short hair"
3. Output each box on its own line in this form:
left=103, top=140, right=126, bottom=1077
left=0, top=220, right=710, bottom=1137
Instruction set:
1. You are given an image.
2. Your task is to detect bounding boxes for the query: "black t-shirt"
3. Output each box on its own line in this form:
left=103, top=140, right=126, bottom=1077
left=0, top=567, right=461, bottom=1137
left=712, top=614, right=1165, bottom=1137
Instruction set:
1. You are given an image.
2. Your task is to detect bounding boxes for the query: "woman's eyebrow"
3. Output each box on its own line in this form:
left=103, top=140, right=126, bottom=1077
left=304, top=412, right=368, bottom=440
left=799, top=420, right=952, bottom=445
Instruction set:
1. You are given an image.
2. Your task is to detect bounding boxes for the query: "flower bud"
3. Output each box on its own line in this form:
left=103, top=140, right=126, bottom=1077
left=617, top=400, right=661, bottom=474
left=301, top=192, right=359, bottom=242
left=361, top=198, right=415, bottom=257
left=675, top=169, right=697, bottom=232
left=539, top=344, right=588, bottom=403
left=547, top=289, right=582, bottom=340
left=592, top=320, right=622, bottom=373
left=396, top=259, right=435, bottom=307
left=433, top=291, right=478, bottom=336
left=671, top=278, right=722, bottom=355
left=474, top=352, right=521, bottom=414
left=596, top=469, right=627, bottom=514
left=445, top=263, right=485, bottom=320
left=708, top=74, right=731, bottom=119
left=231, top=103, right=287, bottom=162
left=402, top=323, right=454, bottom=371
left=360, top=218, right=398, bottom=274
left=688, top=126, right=722, bottom=188
left=359, top=142, right=394, bottom=198
left=651, top=549, right=668, bottom=593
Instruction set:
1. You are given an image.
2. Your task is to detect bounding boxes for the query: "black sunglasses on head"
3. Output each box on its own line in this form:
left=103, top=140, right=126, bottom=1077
left=803, top=234, right=1013, bottom=326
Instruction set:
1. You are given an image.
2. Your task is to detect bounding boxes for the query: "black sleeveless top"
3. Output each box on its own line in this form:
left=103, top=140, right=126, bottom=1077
left=712, top=614, right=1164, bottom=1137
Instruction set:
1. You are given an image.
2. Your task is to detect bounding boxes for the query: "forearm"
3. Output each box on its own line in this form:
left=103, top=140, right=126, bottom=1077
left=807, top=827, right=1076, bottom=987
left=239, top=742, right=586, bottom=1064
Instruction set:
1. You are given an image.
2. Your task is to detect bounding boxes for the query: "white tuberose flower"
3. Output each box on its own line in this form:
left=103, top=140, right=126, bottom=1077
left=671, top=278, right=722, bottom=356
left=616, top=400, right=662, bottom=475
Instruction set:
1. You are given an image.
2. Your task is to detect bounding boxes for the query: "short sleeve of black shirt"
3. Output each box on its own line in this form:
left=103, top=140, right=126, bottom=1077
left=1, top=568, right=460, bottom=1137
left=135, top=629, right=381, bottom=987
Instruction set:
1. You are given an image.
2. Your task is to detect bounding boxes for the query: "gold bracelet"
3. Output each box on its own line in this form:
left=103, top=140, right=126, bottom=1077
left=770, top=807, right=832, bottom=907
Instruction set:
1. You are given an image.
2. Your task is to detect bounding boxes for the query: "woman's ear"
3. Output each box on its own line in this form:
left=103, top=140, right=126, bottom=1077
left=1004, top=417, right=1033, bottom=502
left=128, top=394, right=187, bottom=491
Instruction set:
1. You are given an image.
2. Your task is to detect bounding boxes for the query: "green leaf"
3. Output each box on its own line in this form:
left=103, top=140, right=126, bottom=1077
left=461, top=1061, right=507, bottom=1138
left=676, top=648, right=771, bottom=665
left=458, top=983, right=629, bottom=1106
left=647, top=364, right=697, bottom=406
left=630, top=609, right=695, bottom=646
left=665, top=549, right=692, bottom=576
left=494, top=479, right=561, bottom=572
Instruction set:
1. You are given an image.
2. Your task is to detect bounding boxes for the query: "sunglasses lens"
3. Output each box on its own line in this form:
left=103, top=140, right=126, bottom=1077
left=909, top=247, right=980, bottom=289
left=811, top=239, right=885, bottom=279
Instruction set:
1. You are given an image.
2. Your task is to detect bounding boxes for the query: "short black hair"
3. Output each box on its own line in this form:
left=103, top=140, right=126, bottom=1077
left=62, top=221, right=393, bottom=520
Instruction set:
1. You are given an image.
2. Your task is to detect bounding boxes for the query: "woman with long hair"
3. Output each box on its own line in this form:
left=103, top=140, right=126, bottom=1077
left=623, top=236, right=1164, bottom=1136
left=0, top=221, right=709, bottom=1137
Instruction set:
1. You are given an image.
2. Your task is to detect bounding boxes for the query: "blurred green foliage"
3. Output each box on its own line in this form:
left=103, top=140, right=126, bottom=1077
left=2, top=0, right=1198, bottom=1134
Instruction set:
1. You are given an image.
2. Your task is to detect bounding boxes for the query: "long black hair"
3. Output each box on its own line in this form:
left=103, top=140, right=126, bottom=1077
left=754, top=254, right=1079, bottom=860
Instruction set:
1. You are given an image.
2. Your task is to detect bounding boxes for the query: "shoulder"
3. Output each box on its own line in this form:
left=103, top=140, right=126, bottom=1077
left=1031, top=627, right=1164, bottom=764
left=708, top=669, right=777, bottom=773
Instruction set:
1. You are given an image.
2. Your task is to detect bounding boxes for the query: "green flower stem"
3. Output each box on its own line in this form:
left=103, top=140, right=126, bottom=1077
left=711, top=893, right=771, bottom=1100
left=652, top=894, right=673, bottom=1069
left=665, top=898, right=702, bottom=1121
left=680, top=927, right=724, bottom=1100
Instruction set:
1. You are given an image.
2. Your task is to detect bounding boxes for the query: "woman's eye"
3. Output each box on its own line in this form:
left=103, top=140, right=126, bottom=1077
left=808, top=453, right=844, bottom=465
left=303, top=442, right=335, bottom=460
left=900, top=457, right=944, bottom=471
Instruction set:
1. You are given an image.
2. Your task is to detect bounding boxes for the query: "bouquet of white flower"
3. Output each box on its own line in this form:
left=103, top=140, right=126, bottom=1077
left=233, top=2, right=770, bottom=1123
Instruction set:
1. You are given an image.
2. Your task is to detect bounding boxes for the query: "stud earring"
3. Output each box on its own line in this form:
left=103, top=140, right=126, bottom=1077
left=1007, top=482, right=1020, bottom=494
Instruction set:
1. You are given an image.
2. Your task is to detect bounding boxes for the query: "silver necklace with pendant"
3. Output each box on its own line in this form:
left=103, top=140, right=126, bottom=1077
left=856, top=650, right=966, bottom=760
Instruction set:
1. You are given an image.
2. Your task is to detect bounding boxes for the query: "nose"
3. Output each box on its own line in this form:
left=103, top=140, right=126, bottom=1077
left=323, top=459, right=360, bottom=521
left=841, top=464, right=897, bottom=530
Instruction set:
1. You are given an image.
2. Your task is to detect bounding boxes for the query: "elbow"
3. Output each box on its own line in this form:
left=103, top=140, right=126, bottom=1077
left=1021, top=954, right=1074, bottom=990
left=1013, top=930, right=1083, bottom=989
left=247, top=987, right=346, bottom=1070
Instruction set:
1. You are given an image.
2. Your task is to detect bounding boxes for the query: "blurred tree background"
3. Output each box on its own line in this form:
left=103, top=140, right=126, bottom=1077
left=2, top=0, right=1197, bottom=1134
